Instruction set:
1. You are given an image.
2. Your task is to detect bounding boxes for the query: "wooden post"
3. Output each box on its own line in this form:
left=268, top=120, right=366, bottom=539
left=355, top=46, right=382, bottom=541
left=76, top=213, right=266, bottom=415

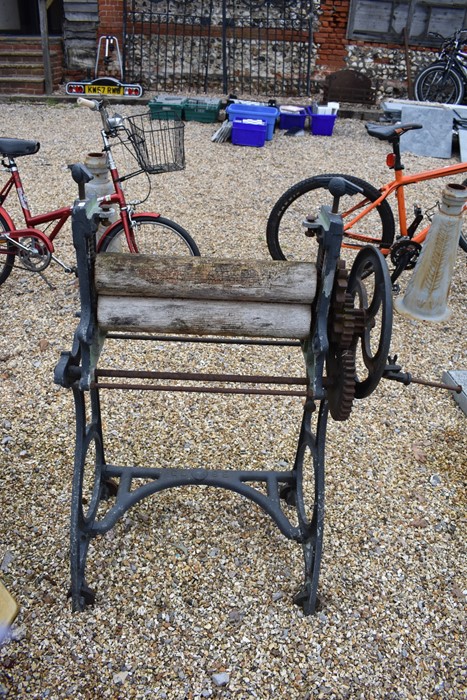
left=38, top=0, right=53, bottom=95
left=404, top=0, right=416, bottom=99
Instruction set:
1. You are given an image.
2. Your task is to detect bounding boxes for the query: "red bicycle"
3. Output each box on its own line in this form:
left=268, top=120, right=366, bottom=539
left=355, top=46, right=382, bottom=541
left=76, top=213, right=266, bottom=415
left=0, top=98, right=199, bottom=286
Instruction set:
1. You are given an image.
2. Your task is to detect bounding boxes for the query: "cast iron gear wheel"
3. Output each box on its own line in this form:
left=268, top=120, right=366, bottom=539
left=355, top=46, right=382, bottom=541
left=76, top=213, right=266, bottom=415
left=328, top=260, right=354, bottom=347
left=325, top=260, right=360, bottom=421
left=326, top=346, right=356, bottom=421
left=332, top=295, right=366, bottom=349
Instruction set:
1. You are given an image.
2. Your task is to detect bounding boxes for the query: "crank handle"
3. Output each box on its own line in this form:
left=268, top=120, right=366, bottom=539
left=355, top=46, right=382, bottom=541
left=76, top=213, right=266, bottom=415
left=383, top=367, right=462, bottom=393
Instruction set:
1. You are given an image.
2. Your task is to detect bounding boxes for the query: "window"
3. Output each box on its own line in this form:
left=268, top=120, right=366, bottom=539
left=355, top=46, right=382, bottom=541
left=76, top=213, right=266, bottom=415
left=347, top=0, right=467, bottom=45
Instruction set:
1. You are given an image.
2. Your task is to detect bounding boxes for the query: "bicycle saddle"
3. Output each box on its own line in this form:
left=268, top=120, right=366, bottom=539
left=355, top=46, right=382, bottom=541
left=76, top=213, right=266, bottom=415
left=0, top=137, right=40, bottom=157
left=365, top=122, right=423, bottom=143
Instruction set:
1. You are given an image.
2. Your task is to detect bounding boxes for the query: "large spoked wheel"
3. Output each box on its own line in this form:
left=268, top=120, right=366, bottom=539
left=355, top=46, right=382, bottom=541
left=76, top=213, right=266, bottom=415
left=460, top=178, right=467, bottom=253
left=347, top=247, right=393, bottom=400
left=99, top=214, right=201, bottom=256
left=414, top=62, right=464, bottom=104
left=0, top=214, right=16, bottom=286
left=266, top=174, right=395, bottom=262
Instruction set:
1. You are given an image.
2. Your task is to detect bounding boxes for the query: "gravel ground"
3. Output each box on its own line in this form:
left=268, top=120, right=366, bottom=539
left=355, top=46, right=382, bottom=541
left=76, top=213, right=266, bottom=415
left=0, top=101, right=466, bottom=699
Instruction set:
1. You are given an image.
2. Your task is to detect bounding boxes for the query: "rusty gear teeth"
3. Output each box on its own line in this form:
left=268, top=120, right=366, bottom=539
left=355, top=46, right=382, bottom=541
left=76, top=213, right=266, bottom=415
left=326, top=260, right=359, bottom=421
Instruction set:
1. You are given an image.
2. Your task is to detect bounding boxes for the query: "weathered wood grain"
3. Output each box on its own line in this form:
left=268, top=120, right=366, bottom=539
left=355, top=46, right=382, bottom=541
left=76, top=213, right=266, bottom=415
left=98, top=297, right=312, bottom=339
left=95, top=253, right=316, bottom=303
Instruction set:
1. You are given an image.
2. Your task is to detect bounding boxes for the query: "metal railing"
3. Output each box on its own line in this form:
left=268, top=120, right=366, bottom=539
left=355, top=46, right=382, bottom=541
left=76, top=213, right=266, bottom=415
left=123, top=0, right=316, bottom=96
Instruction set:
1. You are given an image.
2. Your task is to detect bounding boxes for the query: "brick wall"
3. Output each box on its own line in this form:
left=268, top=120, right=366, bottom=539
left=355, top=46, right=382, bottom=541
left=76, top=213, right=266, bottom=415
left=98, top=0, right=124, bottom=46
left=314, top=0, right=350, bottom=75
left=312, top=0, right=436, bottom=98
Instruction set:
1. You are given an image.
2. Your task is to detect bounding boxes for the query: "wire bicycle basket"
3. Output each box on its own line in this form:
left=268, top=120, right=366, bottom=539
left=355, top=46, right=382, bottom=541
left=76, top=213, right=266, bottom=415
left=119, top=111, right=185, bottom=175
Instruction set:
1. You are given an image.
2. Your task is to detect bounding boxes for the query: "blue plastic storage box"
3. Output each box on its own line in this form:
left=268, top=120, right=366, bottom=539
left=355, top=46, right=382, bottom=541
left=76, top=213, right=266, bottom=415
left=279, top=106, right=307, bottom=130
left=226, top=103, right=278, bottom=140
left=231, top=118, right=267, bottom=147
left=306, top=108, right=337, bottom=136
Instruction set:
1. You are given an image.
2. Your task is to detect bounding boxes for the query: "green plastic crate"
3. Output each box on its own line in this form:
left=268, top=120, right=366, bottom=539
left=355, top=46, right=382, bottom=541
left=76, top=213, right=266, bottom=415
left=149, top=95, right=187, bottom=120
left=184, top=97, right=221, bottom=123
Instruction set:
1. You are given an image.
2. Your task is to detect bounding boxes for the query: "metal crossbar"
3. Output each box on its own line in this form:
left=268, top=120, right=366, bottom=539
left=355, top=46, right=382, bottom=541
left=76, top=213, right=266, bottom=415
left=92, top=366, right=308, bottom=396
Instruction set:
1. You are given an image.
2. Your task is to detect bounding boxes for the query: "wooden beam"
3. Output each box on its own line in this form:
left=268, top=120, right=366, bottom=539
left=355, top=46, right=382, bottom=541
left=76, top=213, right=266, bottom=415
left=38, top=0, right=53, bottom=95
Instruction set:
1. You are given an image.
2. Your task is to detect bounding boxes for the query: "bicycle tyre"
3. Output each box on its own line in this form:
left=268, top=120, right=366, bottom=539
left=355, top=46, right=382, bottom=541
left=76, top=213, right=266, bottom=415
left=460, top=178, right=467, bottom=253
left=266, top=174, right=395, bottom=261
left=0, top=212, right=16, bottom=286
left=99, top=214, right=200, bottom=256
left=414, top=62, right=464, bottom=104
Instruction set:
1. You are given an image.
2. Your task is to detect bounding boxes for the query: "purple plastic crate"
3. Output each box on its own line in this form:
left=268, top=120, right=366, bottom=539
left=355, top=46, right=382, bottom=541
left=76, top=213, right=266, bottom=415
left=231, top=118, right=267, bottom=147
left=279, top=107, right=307, bottom=130
left=305, top=108, right=337, bottom=136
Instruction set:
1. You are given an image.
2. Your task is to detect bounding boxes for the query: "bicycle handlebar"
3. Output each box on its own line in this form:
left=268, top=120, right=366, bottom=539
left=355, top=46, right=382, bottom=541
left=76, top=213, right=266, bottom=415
left=428, top=31, right=444, bottom=41
left=76, top=97, right=124, bottom=135
left=77, top=97, right=100, bottom=111
left=427, top=28, right=467, bottom=52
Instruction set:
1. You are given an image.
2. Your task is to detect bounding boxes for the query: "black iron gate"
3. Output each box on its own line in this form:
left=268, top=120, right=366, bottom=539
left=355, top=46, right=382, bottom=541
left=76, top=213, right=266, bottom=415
left=123, top=0, right=315, bottom=96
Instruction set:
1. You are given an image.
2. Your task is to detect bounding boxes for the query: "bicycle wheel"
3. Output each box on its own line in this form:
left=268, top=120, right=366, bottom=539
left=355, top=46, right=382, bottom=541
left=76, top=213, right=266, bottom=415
left=0, top=213, right=16, bottom=286
left=460, top=178, right=467, bottom=253
left=414, top=62, right=464, bottom=104
left=266, top=174, right=395, bottom=261
left=99, top=214, right=200, bottom=256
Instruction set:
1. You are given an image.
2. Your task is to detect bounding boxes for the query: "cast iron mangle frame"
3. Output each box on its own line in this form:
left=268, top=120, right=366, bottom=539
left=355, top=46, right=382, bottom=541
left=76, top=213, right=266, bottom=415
left=55, top=194, right=347, bottom=615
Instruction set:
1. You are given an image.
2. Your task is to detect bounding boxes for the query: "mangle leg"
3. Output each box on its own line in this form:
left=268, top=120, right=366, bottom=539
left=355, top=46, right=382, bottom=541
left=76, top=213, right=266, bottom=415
left=69, top=384, right=107, bottom=612
left=290, top=399, right=328, bottom=616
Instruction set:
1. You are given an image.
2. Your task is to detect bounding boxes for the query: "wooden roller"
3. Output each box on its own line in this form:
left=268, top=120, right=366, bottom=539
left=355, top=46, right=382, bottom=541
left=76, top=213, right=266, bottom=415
left=96, top=254, right=317, bottom=339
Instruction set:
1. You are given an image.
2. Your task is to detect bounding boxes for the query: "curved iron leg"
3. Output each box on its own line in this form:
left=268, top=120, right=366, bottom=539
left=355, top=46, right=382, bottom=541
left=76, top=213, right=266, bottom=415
left=293, top=399, right=328, bottom=615
left=69, top=385, right=105, bottom=611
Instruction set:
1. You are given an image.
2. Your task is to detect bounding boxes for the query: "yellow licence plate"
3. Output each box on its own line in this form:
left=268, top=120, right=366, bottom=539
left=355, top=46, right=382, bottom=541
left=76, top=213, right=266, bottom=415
left=84, top=84, right=125, bottom=96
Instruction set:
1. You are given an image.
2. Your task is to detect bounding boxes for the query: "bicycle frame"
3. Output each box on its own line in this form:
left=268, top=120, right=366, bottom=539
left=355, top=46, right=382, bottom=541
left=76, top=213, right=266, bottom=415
left=94, top=133, right=141, bottom=254
left=0, top=137, right=150, bottom=262
left=449, top=55, right=467, bottom=82
left=0, top=161, right=71, bottom=250
left=340, top=160, right=467, bottom=255
left=0, top=99, right=193, bottom=286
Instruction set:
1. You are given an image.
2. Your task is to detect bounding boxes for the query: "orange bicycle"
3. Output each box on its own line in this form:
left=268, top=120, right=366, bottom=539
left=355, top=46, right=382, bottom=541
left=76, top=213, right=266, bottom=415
left=266, top=122, right=467, bottom=282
